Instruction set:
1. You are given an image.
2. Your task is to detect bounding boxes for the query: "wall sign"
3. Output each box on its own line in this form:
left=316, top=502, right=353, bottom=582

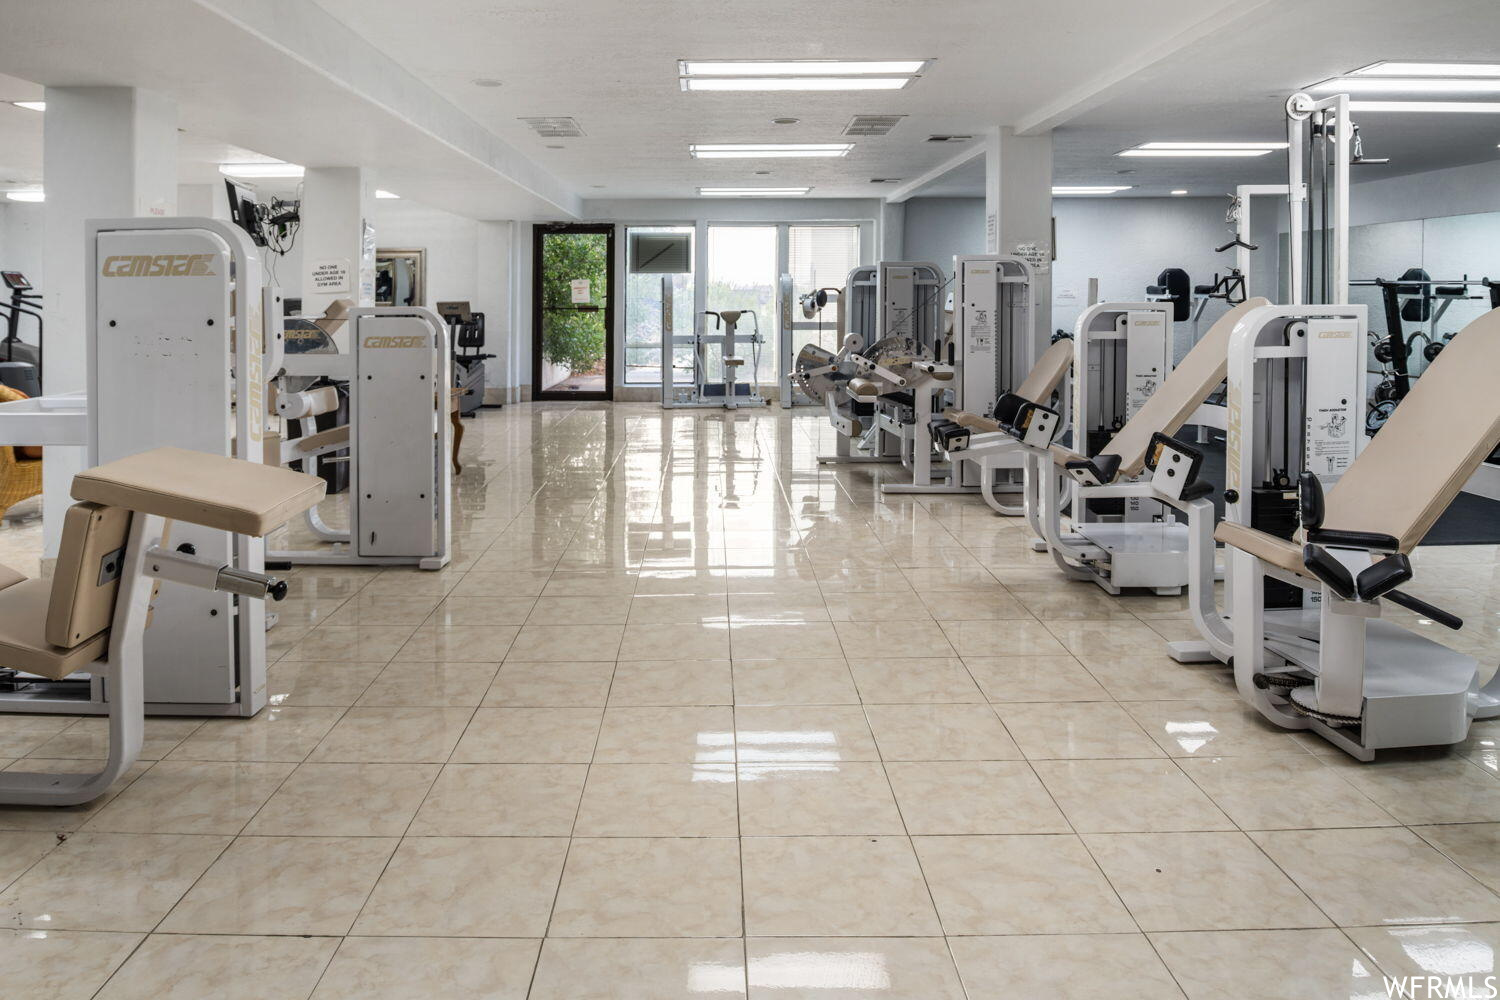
left=570, top=278, right=592, bottom=304
left=310, top=257, right=352, bottom=293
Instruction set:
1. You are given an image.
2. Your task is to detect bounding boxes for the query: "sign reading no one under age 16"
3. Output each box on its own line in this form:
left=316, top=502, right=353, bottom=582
left=311, top=258, right=352, bottom=294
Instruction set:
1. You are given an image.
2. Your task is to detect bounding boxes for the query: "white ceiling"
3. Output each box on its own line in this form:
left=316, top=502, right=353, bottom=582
left=0, top=0, right=1494, bottom=216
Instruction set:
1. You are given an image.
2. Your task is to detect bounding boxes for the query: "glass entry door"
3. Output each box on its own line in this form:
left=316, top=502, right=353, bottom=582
left=533, top=224, right=615, bottom=400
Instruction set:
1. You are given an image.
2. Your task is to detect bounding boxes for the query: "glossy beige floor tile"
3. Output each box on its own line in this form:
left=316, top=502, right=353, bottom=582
left=1045, top=620, right=1170, bottom=657
left=746, top=937, right=966, bottom=999
left=738, top=761, right=903, bottom=835
left=1325, top=755, right=1500, bottom=824
left=483, top=660, right=615, bottom=706
left=997, top=701, right=1165, bottom=759
left=832, top=620, right=957, bottom=660
left=0, top=928, right=142, bottom=999
left=846, top=656, right=983, bottom=703
left=95, top=933, right=338, bottom=1000
left=1251, top=826, right=1500, bottom=926
left=609, top=658, right=734, bottom=705
left=531, top=937, right=746, bottom=1000
left=1413, top=823, right=1500, bottom=892
left=411, top=763, right=585, bottom=836
left=863, top=703, right=1022, bottom=761
left=450, top=706, right=601, bottom=763
left=1081, top=653, right=1240, bottom=702
left=507, top=623, right=624, bottom=661
left=949, top=934, right=1185, bottom=999
left=628, top=593, right=730, bottom=624
left=322, top=592, right=441, bottom=627
left=735, top=706, right=879, bottom=762
left=0, top=759, right=150, bottom=833
left=1177, top=755, right=1398, bottom=830
left=618, top=622, right=732, bottom=661
left=427, top=595, right=538, bottom=627
left=963, top=654, right=1111, bottom=702
left=1150, top=929, right=1380, bottom=1000
left=0, top=832, right=230, bottom=930
left=742, top=836, right=941, bottom=937
left=914, top=834, right=1135, bottom=935
left=169, top=707, right=344, bottom=763
left=161, top=835, right=395, bottom=935
left=282, top=626, right=414, bottom=662
left=265, top=661, right=383, bottom=708
left=83, top=760, right=293, bottom=835
left=729, top=621, right=845, bottom=659
left=1085, top=831, right=1329, bottom=931
left=312, top=937, right=540, bottom=1000
left=26, top=717, right=205, bottom=761
left=595, top=706, right=736, bottom=763
left=939, top=619, right=1066, bottom=657
left=355, top=661, right=500, bottom=707
left=574, top=763, right=738, bottom=837
left=886, top=760, right=1067, bottom=834
left=243, top=762, right=440, bottom=837
left=550, top=837, right=742, bottom=937
left=0, top=829, right=63, bottom=889
left=732, top=658, right=860, bottom=705
left=1034, top=758, right=1234, bottom=833
left=528, top=594, right=634, bottom=625
left=309, top=706, right=474, bottom=763
left=1123, top=699, right=1313, bottom=758
left=353, top=836, right=567, bottom=937
left=1345, top=923, right=1500, bottom=990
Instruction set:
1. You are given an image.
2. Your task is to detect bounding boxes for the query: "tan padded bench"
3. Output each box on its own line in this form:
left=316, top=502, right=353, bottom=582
left=1060, top=297, right=1270, bottom=477
left=942, top=336, right=1076, bottom=433
left=1217, top=306, right=1500, bottom=570
left=72, top=446, right=328, bottom=537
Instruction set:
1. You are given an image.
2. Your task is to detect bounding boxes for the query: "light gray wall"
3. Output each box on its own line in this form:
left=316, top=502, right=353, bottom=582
left=902, top=197, right=986, bottom=282
left=1349, top=160, right=1500, bottom=228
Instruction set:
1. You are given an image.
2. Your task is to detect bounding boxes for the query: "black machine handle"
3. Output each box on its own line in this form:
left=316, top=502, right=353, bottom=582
left=1385, top=589, right=1463, bottom=631
left=1215, top=237, right=1259, bottom=253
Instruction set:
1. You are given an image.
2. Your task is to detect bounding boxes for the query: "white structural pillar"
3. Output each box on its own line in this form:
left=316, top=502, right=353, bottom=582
left=879, top=201, right=906, bottom=262
left=474, top=220, right=512, bottom=398
left=984, top=127, right=1054, bottom=351
left=299, top=167, right=375, bottom=331
left=42, top=86, right=177, bottom=554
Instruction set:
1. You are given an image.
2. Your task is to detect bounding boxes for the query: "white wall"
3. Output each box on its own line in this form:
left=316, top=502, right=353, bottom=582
left=0, top=202, right=47, bottom=291
left=1349, top=160, right=1500, bottom=228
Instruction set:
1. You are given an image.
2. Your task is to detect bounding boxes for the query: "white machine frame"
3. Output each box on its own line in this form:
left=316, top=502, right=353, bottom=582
left=273, top=306, right=452, bottom=569
left=662, top=305, right=767, bottom=409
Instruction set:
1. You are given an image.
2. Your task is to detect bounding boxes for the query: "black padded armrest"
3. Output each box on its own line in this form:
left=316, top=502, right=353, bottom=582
left=1301, top=544, right=1356, bottom=600
left=992, top=392, right=1027, bottom=428
left=1306, top=528, right=1401, bottom=552
left=1065, top=453, right=1121, bottom=485
left=1356, top=553, right=1412, bottom=602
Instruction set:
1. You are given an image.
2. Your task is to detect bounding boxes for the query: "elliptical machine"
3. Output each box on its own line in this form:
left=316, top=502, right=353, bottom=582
left=0, top=271, right=43, bottom=394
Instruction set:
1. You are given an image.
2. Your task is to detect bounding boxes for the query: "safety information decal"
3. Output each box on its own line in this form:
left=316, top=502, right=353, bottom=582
left=310, top=257, right=352, bottom=293
left=1012, top=242, right=1051, bottom=275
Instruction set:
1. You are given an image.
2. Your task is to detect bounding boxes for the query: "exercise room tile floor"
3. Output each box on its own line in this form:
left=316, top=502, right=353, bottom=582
left=2, top=401, right=1500, bottom=998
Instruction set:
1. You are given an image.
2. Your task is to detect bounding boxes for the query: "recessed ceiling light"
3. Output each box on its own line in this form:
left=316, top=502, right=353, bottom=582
left=218, top=161, right=305, bottom=178
left=6, top=189, right=43, bottom=202
left=1350, top=100, right=1500, bottom=113
left=1171, top=190, right=1188, bottom=196
left=698, top=186, right=811, bottom=197
left=1352, top=61, right=1500, bottom=78
left=375, top=189, right=400, bottom=199
left=1052, top=186, right=1132, bottom=195
left=473, top=78, right=504, bottom=87
left=772, top=117, right=800, bottom=125
left=10, top=101, right=44, bottom=112
left=1314, top=77, right=1500, bottom=94
left=680, top=58, right=928, bottom=92
left=690, top=143, right=852, bottom=159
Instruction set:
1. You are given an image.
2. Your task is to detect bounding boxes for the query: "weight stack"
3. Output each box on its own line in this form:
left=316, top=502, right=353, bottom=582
left=1252, top=485, right=1302, bottom=609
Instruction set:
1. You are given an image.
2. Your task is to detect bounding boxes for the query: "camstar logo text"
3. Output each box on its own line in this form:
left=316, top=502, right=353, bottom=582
left=101, top=254, right=217, bottom=277
left=363, top=336, right=426, bottom=349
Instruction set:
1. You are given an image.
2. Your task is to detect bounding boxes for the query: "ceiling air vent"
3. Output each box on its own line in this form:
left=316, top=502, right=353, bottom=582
left=926, top=134, right=974, bottom=143
left=844, top=115, right=905, bottom=137
left=520, top=116, right=585, bottom=138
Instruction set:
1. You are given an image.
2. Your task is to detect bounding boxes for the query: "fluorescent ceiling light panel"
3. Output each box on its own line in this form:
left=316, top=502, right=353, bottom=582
left=1314, top=77, right=1500, bottom=93
left=375, top=189, right=400, bottom=199
left=1172, top=190, right=1188, bottom=195
left=1120, top=149, right=1273, bottom=157
left=690, top=143, right=852, bottom=159
left=1052, top=186, right=1131, bottom=194
left=1350, top=100, right=1500, bottom=113
left=698, top=187, right=810, bottom=196
left=1138, top=141, right=1288, bottom=150
left=682, top=60, right=925, bottom=76
left=684, top=77, right=909, bottom=91
left=6, top=189, right=43, bottom=202
left=218, top=161, right=305, bottom=178
left=10, top=101, right=44, bottom=112
left=1352, top=61, right=1500, bottom=78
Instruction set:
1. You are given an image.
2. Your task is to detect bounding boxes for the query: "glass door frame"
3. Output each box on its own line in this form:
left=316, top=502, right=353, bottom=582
left=532, top=222, right=617, bottom=401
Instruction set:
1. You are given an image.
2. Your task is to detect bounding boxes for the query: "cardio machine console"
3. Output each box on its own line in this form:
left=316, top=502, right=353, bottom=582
left=1, top=272, right=31, bottom=292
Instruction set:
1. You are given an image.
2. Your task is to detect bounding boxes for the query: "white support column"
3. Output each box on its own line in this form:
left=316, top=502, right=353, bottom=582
left=42, top=86, right=177, bottom=555
left=475, top=220, right=512, bottom=399
left=985, top=127, right=1054, bottom=354
left=299, top=167, right=374, bottom=338
left=879, top=201, right=905, bottom=262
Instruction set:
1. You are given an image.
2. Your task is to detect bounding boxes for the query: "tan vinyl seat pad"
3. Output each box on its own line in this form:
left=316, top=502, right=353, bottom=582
left=945, top=410, right=1002, bottom=434
left=46, top=503, right=130, bottom=649
left=1050, top=444, right=1087, bottom=466
left=0, top=578, right=107, bottom=681
left=1214, top=521, right=1311, bottom=579
left=1013, top=338, right=1074, bottom=404
left=0, top=561, right=27, bottom=593
left=1099, top=297, right=1270, bottom=477
left=1322, top=307, right=1500, bottom=551
left=71, top=447, right=327, bottom=537
left=293, top=425, right=350, bottom=455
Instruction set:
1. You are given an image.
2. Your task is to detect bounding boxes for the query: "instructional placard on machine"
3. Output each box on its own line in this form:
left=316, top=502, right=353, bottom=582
left=310, top=257, right=352, bottom=294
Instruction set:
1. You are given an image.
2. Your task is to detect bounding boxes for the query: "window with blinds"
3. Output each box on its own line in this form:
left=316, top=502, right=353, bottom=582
left=788, top=225, right=861, bottom=353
